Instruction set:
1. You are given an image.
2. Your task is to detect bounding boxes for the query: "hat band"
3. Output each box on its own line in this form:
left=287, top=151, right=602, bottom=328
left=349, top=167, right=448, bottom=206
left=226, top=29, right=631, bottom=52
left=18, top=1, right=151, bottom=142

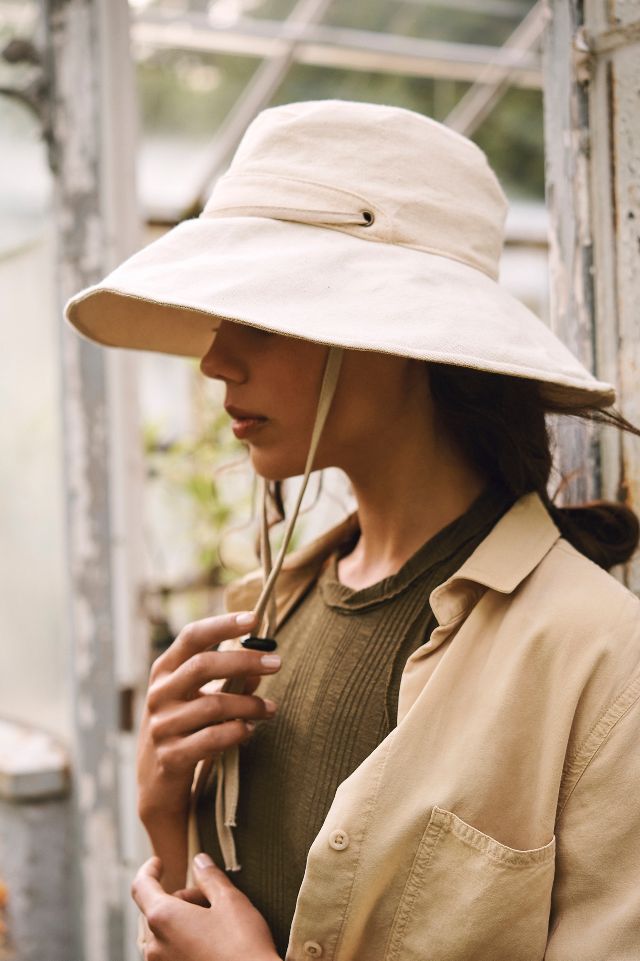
left=206, top=204, right=374, bottom=228
left=202, top=171, right=379, bottom=230
left=202, top=170, right=500, bottom=279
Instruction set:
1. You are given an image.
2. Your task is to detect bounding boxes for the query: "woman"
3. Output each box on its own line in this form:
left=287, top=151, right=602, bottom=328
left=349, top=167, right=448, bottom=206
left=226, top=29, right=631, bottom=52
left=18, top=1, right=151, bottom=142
left=65, top=100, right=640, bottom=961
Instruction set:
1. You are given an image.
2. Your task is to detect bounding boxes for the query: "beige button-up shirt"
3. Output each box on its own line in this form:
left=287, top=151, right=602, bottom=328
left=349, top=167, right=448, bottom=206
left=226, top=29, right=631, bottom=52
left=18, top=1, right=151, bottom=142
left=220, top=492, right=640, bottom=961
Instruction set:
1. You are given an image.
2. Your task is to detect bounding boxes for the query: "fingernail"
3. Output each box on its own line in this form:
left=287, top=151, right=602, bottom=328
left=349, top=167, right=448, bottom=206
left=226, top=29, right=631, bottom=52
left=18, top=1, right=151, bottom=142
left=194, top=853, right=214, bottom=870
left=261, top=654, right=281, bottom=669
left=236, top=611, right=256, bottom=627
left=245, top=721, right=256, bottom=733
left=264, top=698, right=277, bottom=716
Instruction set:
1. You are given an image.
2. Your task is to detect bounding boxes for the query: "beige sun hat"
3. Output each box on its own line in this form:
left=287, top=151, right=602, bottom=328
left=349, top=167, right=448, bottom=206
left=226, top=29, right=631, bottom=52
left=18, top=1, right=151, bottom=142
left=65, top=98, right=614, bottom=412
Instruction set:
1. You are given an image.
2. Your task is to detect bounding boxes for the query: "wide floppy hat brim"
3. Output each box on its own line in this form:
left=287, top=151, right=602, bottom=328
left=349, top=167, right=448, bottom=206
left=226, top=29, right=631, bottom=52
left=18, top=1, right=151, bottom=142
left=65, top=216, right=615, bottom=411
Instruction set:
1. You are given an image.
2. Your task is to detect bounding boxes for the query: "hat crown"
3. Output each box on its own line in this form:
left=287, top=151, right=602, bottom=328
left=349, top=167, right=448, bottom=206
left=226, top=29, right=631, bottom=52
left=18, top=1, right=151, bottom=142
left=203, top=99, right=508, bottom=280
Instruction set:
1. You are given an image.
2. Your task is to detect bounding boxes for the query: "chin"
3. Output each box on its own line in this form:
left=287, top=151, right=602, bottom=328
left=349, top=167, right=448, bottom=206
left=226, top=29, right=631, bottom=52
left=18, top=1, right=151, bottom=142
left=248, top=449, right=306, bottom=482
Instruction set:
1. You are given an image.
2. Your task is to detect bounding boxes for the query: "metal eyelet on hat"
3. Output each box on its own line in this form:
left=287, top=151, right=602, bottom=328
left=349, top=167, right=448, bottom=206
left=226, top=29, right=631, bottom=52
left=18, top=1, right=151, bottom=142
left=361, top=210, right=375, bottom=226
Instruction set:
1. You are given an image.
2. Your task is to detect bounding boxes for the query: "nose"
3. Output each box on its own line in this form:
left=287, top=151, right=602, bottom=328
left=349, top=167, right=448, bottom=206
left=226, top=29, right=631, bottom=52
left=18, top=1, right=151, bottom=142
left=199, top=320, right=247, bottom=384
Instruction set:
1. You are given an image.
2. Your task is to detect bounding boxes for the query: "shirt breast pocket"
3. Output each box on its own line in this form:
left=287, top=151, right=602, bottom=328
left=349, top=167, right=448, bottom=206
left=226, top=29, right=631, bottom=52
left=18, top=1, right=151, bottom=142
left=386, top=805, right=556, bottom=961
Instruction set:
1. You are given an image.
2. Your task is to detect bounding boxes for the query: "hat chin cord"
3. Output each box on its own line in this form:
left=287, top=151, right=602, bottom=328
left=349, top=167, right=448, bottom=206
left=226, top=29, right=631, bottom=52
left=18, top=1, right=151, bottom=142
left=191, top=346, right=344, bottom=874
left=250, top=344, right=345, bottom=642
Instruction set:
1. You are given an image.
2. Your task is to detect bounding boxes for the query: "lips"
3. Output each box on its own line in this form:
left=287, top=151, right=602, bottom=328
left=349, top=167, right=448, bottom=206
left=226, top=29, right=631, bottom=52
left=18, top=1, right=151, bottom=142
left=225, top=404, right=267, bottom=421
left=225, top=404, right=268, bottom=440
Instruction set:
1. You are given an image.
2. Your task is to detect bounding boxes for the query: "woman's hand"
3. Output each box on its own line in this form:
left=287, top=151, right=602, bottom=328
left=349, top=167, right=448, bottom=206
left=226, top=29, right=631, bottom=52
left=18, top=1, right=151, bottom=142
left=132, top=854, right=282, bottom=961
left=136, top=609, right=281, bottom=890
left=138, top=609, right=280, bottom=820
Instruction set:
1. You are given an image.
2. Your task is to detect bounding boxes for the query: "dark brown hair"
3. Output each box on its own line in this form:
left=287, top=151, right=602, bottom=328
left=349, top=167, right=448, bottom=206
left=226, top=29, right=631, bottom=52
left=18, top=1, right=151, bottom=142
left=428, top=363, right=640, bottom=571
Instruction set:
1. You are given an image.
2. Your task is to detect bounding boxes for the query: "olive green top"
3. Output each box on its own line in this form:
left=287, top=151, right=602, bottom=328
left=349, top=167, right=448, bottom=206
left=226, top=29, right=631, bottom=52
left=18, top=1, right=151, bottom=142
left=197, top=486, right=512, bottom=957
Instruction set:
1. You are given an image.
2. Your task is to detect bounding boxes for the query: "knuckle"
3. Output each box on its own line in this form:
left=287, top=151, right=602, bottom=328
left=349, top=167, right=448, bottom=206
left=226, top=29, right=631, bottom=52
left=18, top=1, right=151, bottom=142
left=156, top=744, right=179, bottom=776
left=148, top=715, right=164, bottom=744
left=187, top=651, right=208, bottom=678
left=149, top=652, right=167, bottom=682
left=145, top=904, right=168, bottom=935
left=201, top=725, right=223, bottom=751
left=254, top=695, right=272, bottom=717
left=218, top=883, right=241, bottom=907
left=204, top=721, right=237, bottom=752
left=227, top=719, right=250, bottom=743
left=145, top=682, right=163, bottom=713
left=178, top=621, right=198, bottom=648
left=206, top=692, right=224, bottom=719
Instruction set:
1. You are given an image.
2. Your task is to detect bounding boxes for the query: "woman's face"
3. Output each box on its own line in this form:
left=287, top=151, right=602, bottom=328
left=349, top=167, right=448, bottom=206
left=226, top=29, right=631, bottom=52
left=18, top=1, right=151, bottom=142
left=200, top=319, right=432, bottom=481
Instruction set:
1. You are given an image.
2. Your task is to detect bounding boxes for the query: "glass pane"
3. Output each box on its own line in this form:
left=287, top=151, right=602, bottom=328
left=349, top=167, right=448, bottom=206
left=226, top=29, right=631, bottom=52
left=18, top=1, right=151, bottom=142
left=137, top=48, right=259, bottom=138
left=135, top=48, right=259, bottom=215
left=0, top=89, right=66, bottom=738
left=320, top=0, right=537, bottom=43
left=271, top=64, right=459, bottom=123
left=130, top=0, right=300, bottom=19
left=473, top=87, right=544, bottom=199
left=130, top=0, right=537, bottom=32
left=209, top=0, right=300, bottom=20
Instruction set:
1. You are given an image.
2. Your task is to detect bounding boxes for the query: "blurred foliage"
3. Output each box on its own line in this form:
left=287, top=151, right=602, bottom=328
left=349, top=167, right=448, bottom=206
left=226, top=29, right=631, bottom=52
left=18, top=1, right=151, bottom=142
left=322, top=0, right=535, bottom=43
left=137, top=50, right=259, bottom=138
left=143, top=401, right=251, bottom=582
left=138, top=0, right=535, bottom=34
left=143, top=369, right=302, bottom=588
left=474, top=86, right=544, bottom=198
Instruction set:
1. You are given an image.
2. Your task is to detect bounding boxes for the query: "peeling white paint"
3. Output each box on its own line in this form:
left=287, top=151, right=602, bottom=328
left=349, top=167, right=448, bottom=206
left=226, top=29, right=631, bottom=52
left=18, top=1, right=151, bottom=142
left=77, top=693, right=97, bottom=728
left=81, top=808, right=122, bottom=961
left=543, top=0, right=600, bottom=503
left=78, top=772, right=97, bottom=813
left=75, top=597, right=97, bottom=679
left=98, top=752, right=116, bottom=793
left=47, top=1, right=128, bottom=958
left=609, top=0, right=640, bottom=590
left=545, top=0, right=640, bottom=590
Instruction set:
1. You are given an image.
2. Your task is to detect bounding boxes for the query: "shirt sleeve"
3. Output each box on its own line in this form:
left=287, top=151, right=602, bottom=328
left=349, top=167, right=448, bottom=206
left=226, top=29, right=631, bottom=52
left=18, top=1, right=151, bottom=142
left=545, top=672, right=640, bottom=960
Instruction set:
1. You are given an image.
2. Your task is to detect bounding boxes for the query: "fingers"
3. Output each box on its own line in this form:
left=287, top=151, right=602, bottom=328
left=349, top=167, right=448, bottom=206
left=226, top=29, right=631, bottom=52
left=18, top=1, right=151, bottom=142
left=155, top=720, right=257, bottom=776
left=244, top=675, right=262, bottom=695
left=149, top=650, right=281, bottom=707
left=173, top=886, right=210, bottom=907
left=149, top=692, right=277, bottom=742
left=192, top=853, right=234, bottom=902
left=154, top=611, right=258, bottom=675
left=131, top=857, right=168, bottom=918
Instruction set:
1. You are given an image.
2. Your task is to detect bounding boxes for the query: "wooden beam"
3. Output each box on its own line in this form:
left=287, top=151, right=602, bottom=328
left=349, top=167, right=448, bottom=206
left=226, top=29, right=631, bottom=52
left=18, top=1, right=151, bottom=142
left=543, top=0, right=640, bottom=589
left=132, top=12, right=542, bottom=87
left=42, top=0, right=145, bottom=957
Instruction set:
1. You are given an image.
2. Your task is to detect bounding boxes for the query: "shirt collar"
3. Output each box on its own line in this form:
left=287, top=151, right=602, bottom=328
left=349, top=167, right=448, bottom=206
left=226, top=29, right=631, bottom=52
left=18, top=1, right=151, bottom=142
left=429, top=491, right=560, bottom=625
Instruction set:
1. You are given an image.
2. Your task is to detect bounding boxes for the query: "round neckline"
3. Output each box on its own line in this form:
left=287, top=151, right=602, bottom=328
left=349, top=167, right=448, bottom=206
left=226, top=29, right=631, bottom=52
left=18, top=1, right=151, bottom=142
left=318, top=485, right=514, bottom=613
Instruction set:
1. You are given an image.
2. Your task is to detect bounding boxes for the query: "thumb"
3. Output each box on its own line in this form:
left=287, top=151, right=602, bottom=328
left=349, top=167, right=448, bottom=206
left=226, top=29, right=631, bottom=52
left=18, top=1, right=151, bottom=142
left=192, top=853, right=233, bottom=901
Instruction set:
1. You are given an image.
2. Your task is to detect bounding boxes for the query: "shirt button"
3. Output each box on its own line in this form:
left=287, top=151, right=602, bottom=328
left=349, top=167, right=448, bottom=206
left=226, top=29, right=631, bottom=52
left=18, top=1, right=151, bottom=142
left=303, top=941, right=323, bottom=957
left=329, top=829, right=350, bottom=851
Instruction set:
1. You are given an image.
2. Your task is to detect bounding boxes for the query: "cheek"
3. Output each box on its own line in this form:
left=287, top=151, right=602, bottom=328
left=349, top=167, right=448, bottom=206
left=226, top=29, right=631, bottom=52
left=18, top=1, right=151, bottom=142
left=246, top=382, right=321, bottom=480
left=244, top=342, right=335, bottom=477
left=267, top=347, right=326, bottom=431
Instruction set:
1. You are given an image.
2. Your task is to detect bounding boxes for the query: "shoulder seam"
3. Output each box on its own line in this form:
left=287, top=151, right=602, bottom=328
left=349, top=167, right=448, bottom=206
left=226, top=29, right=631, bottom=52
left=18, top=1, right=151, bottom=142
left=557, top=669, right=640, bottom=818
